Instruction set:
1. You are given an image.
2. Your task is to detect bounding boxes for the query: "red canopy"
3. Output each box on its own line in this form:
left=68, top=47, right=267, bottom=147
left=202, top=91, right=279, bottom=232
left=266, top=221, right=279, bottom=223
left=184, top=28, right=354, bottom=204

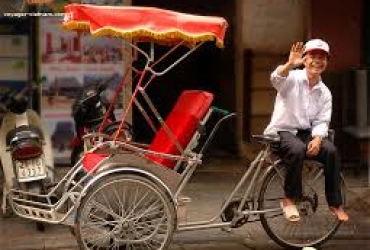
left=63, top=4, right=228, bottom=48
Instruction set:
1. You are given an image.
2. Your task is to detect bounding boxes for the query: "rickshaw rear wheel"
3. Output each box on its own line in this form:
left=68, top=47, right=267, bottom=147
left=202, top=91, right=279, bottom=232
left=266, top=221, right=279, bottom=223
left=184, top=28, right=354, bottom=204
left=258, top=162, right=344, bottom=249
left=75, top=173, right=175, bottom=250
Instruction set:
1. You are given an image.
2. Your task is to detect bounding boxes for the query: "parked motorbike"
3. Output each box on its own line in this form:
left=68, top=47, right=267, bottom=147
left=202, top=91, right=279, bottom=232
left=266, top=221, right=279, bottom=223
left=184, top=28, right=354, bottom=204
left=70, top=77, right=133, bottom=166
left=0, top=83, right=54, bottom=229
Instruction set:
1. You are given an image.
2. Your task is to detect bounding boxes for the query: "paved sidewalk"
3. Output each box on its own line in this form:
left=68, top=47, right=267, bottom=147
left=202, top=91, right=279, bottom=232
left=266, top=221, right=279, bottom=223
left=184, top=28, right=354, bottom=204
left=0, top=157, right=369, bottom=250
left=345, top=168, right=370, bottom=217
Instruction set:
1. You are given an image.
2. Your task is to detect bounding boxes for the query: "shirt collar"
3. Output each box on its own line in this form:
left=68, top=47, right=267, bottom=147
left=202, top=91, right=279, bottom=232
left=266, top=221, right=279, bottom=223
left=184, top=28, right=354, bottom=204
left=301, top=68, right=325, bottom=92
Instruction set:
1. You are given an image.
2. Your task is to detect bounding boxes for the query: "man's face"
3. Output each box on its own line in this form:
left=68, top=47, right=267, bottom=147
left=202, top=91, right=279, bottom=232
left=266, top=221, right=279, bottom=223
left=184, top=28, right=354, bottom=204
left=304, top=50, right=328, bottom=76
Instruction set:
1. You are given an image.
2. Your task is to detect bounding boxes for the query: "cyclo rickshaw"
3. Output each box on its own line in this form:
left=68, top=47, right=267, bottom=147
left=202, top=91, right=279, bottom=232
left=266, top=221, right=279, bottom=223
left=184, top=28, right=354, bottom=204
left=4, top=4, right=345, bottom=250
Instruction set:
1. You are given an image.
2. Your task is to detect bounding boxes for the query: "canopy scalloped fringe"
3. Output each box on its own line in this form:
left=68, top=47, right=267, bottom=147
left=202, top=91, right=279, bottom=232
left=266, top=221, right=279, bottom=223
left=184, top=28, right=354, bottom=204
left=63, top=21, right=223, bottom=48
left=62, top=4, right=228, bottom=48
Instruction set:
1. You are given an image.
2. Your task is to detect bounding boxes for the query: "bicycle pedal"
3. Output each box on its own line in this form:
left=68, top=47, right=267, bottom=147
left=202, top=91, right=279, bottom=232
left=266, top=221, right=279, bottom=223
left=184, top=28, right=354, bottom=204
left=221, top=227, right=232, bottom=233
left=177, top=195, right=192, bottom=203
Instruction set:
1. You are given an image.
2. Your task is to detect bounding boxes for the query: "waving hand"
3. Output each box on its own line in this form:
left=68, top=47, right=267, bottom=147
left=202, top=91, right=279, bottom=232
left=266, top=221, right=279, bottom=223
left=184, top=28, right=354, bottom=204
left=288, top=42, right=305, bottom=68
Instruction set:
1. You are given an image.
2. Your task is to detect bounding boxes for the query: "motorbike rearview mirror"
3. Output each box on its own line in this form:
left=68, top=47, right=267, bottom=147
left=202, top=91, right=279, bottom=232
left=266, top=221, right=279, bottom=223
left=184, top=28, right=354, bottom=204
left=28, top=76, right=47, bottom=91
left=98, top=83, right=107, bottom=93
left=35, top=76, right=47, bottom=86
left=97, top=73, right=119, bottom=93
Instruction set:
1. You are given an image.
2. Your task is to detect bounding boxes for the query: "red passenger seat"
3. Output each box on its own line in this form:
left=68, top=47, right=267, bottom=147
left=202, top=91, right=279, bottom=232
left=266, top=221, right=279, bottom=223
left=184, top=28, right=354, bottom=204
left=82, top=152, right=109, bottom=173
left=146, top=90, right=214, bottom=168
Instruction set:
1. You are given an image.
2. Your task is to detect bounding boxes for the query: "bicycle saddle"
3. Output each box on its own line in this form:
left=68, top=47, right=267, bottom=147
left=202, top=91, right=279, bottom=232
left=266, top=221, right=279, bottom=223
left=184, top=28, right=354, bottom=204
left=252, top=134, right=280, bottom=145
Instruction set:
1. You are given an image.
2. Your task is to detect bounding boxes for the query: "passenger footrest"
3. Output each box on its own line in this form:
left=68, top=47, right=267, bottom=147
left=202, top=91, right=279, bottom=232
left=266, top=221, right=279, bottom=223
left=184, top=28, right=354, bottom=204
left=12, top=202, right=62, bottom=222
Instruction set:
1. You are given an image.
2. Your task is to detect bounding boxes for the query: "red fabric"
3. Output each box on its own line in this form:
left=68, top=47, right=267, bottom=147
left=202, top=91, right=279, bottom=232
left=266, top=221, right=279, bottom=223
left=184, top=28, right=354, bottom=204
left=82, top=152, right=109, bottom=173
left=146, top=90, right=213, bottom=168
left=63, top=4, right=228, bottom=48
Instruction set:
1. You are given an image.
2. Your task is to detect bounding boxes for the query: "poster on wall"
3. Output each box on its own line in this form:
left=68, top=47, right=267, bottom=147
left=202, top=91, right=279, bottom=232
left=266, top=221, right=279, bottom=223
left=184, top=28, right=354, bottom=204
left=0, top=19, right=29, bottom=120
left=39, top=11, right=129, bottom=164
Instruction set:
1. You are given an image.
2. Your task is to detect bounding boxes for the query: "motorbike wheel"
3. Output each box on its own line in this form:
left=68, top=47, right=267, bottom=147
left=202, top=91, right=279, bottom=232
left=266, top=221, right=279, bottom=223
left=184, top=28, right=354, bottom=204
left=0, top=168, right=14, bottom=218
left=23, top=181, right=43, bottom=194
left=0, top=195, right=15, bottom=218
left=36, top=222, right=46, bottom=232
left=22, top=181, right=47, bottom=232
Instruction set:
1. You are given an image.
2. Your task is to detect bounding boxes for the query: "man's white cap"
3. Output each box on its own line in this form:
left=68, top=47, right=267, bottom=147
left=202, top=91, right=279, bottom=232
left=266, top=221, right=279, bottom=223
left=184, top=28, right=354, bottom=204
left=303, top=39, right=330, bottom=55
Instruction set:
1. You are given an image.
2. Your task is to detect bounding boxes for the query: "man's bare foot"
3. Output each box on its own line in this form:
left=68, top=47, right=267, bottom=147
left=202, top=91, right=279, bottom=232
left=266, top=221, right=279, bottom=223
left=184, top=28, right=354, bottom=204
left=282, top=197, right=295, bottom=207
left=329, top=206, right=349, bottom=222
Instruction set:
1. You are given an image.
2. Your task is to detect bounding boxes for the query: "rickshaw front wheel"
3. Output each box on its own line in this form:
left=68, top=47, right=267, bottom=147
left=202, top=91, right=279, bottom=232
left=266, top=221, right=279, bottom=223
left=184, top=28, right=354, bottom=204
left=75, top=173, right=175, bottom=250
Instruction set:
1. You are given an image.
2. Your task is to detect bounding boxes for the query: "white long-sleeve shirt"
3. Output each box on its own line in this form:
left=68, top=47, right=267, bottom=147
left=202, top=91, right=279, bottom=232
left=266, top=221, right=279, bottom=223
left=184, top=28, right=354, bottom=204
left=264, top=67, right=332, bottom=137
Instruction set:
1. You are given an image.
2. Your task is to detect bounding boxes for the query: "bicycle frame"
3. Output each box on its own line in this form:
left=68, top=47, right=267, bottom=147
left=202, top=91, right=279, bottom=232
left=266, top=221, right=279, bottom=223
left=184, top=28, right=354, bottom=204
left=176, top=143, right=282, bottom=231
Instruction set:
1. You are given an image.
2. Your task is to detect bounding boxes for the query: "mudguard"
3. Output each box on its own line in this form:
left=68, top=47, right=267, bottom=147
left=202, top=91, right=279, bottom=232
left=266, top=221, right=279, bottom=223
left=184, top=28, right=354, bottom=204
left=0, top=109, right=54, bottom=188
left=77, top=153, right=182, bottom=205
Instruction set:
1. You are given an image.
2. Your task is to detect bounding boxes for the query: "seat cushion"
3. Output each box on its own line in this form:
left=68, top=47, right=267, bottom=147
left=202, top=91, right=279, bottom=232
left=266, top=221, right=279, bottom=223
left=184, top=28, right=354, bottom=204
left=82, top=152, right=109, bottom=173
left=146, top=90, right=213, bottom=168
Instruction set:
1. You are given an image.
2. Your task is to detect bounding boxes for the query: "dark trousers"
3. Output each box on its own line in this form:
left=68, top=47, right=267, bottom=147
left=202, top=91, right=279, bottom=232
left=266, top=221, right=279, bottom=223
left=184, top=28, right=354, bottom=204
left=278, top=130, right=343, bottom=208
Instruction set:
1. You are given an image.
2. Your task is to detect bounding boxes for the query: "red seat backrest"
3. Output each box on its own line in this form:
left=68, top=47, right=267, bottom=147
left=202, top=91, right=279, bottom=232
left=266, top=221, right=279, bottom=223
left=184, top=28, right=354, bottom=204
left=146, top=90, right=213, bottom=168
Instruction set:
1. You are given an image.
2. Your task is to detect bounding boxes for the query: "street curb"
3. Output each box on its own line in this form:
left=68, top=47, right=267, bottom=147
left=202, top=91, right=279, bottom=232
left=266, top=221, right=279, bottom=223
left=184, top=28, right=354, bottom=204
left=346, top=188, right=370, bottom=217
left=0, top=236, right=79, bottom=250
left=0, top=219, right=79, bottom=250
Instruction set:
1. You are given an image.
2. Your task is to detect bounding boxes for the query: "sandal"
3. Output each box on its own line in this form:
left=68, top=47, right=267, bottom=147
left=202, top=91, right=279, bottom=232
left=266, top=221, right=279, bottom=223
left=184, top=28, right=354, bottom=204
left=280, top=201, right=300, bottom=222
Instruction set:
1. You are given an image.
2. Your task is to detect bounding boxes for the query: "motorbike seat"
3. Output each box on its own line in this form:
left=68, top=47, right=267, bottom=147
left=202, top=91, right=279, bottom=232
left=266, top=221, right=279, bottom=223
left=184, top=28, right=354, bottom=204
left=6, top=125, right=44, bottom=146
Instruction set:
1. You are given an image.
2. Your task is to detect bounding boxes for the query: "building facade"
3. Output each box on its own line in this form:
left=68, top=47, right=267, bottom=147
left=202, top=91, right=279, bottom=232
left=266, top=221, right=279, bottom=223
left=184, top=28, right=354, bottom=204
left=0, top=0, right=367, bottom=166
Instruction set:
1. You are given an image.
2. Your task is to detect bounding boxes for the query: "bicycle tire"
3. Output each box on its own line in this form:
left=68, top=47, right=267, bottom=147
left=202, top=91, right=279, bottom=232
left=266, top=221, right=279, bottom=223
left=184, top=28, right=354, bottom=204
left=258, top=162, right=344, bottom=249
left=75, top=173, right=175, bottom=250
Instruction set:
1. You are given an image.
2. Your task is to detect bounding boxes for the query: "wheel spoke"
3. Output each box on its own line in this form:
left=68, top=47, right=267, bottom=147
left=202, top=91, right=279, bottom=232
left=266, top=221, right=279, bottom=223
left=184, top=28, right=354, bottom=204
left=259, top=164, right=342, bottom=248
left=76, top=174, right=174, bottom=250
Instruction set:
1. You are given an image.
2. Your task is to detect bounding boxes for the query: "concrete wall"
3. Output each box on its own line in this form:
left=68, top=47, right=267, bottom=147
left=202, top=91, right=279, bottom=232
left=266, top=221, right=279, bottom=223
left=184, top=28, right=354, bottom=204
left=236, top=0, right=309, bottom=159
left=242, top=0, right=308, bottom=54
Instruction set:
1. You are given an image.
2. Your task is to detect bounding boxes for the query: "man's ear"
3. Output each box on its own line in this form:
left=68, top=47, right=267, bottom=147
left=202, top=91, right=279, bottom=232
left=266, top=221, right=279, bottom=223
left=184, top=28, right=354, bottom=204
left=295, top=55, right=306, bottom=70
left=302, top=54, right=308, bottom=62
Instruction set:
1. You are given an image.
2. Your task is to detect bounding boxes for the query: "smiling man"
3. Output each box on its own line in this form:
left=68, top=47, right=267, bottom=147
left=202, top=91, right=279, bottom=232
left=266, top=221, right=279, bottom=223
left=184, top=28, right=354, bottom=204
left=264, top=39, right=349, bottom=222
